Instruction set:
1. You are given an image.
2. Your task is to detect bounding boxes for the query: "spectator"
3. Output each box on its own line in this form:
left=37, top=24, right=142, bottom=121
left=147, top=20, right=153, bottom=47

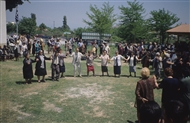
left=135, top=67, right=158, bottom=122
left=139, top=101, right=162, bottom=123
left=179, top=76, right=190, bottom=119
left=164, top=100, right=189, bottom=123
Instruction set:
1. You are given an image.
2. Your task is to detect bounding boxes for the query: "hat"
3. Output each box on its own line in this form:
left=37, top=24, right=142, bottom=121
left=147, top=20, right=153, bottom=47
left=156, top=52, right=160, bottom=56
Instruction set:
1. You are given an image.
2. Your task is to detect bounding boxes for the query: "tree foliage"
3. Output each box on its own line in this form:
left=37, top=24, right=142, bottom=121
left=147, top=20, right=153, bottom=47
left=7, top=22, right=16, bottom=34
left=149, top=8, right=180, bottom=44
left=18, top=16, right=36, bottom=35
left=62, top=16, right=70, bottom=31
left=39, top=23, right=47, bottom=31
left=83, top=2, right=116, bottom=36
left=6, top=0, right=29, bottom=11
left=118, top=0, right=148, bottom=42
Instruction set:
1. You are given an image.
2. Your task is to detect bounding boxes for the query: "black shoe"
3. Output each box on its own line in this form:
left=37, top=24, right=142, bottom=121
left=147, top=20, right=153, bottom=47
left=41, top=79, right=45, bottom=82
left=56, top=79, right=59, bottom=81
left=52, top=78, right=55, bottom=81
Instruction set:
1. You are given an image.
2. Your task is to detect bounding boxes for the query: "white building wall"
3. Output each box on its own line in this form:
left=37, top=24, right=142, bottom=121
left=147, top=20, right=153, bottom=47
left=0, top=0, right=7, bottom=44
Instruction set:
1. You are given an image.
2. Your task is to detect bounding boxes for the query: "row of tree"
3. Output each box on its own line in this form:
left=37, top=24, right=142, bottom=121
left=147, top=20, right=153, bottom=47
left=7, top=0, right=180, bottom=44
left=7, top=13, right=70, bottom=38
left=81, top=1, right=179, bottom=44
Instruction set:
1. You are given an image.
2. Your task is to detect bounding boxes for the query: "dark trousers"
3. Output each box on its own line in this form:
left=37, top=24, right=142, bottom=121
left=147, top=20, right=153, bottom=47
left=52, top=64, right=60, bottom=79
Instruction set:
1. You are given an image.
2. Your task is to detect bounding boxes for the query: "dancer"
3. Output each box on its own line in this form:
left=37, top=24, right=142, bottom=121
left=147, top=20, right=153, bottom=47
left=99, top=50, right=110, bottom=76
left=86, top=51, right=96, bottom=76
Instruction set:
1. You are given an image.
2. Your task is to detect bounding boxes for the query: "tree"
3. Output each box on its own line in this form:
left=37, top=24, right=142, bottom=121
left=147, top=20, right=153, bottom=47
left=39, top=23, right=47, bottom=31
left=118, top=0, right=148, bottom=42
left=7, top=22, right=16, bottom=34
left=149, top=8, right=179, bottom=44
left=18, top=16, right=36, bottom=35
left=6, top=0, right=29, bottom=11
left=83, top=2, right=116, bottom=38
left=62, top=16, right=70, bottom=31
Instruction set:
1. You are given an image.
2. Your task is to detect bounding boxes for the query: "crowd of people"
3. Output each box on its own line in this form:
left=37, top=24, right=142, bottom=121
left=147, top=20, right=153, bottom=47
left=1, top=34, right=190, bottom=122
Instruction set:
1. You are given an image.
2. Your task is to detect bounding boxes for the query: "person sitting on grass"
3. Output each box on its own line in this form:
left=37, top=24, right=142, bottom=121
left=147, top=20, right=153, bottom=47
left=139, top=101, right=162, bottom=123
left=23, top=53, right=36, bottom=84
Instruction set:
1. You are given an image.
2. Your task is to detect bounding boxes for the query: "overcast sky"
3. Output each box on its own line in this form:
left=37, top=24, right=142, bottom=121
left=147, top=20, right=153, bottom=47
left=6, top=0, right=190, bottom=30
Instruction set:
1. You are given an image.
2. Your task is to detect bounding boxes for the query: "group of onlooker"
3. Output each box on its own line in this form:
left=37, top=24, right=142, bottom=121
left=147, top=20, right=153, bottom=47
left=135, top=67, right=190, bottom=123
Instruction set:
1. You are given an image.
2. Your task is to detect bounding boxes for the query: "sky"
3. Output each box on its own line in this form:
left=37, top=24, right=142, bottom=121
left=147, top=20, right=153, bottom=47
left=6, top=0, right=190, bottom=30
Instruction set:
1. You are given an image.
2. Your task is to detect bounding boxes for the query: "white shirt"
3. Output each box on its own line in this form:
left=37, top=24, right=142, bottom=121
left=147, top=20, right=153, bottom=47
left=100, top=54, right=109, bottom=66
left=71, top=52, right=83, bottom=65
left=111, top=55, right=125, bottom=66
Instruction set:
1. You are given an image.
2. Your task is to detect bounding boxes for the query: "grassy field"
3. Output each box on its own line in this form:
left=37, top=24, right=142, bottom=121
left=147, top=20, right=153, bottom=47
left=0, top=46, right=163, bottom=123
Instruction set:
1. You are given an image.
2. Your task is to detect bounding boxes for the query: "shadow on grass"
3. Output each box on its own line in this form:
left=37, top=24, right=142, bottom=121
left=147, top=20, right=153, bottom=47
left=127, top=120, right=139, bottom=123
left=15, top=80, right=38, bottom=84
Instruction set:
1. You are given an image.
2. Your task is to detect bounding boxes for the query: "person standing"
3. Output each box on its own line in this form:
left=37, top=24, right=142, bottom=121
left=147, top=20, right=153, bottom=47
left=32, top=40, right=36, bottom=56
left=23, top=54, right=36, bottom=84
left=35, top=41, right=41, bottom=56
left=135, top=67, right=158, bottom=122
left=104, top=43, right=110, bottom=55
left=70, top=48, right=84, bottom=77
left=35, top=50, right=51, bottom=83
left=86, top=51, right=96, bottom=76
left=51, top=51, right=61, bottom=81
left=14, top=42, right=20, bottom=61
left=59, top=49, right=67, bottom=78
left=152, top=52, right=163, bottom=80
left=99, top=50, right=110, bottom=76
left=126, top=52, right=141, bottom=77
left=158, top=68, right=180, bottom=113
left=111, top=51, right=127, bottom=77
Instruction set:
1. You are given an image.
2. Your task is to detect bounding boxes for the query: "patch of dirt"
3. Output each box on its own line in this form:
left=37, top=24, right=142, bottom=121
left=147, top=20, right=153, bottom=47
left=43, top=101, right=62, bottom=113
left=9, top=102, right=33, bottom=120
left=53, top=83, right=114, bottom=118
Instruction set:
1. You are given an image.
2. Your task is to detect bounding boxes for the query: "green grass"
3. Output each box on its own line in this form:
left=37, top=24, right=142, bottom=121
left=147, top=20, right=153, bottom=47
left=0, top=47, right=163, bottom=123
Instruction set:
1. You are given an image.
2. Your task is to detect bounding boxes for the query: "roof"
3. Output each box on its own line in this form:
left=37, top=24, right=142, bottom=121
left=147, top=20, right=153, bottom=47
left=166, top=24, right=190, bottom=35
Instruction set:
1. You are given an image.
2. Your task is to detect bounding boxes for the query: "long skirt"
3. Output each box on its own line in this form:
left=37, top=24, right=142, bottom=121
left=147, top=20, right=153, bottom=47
left=101, top=66, right=108, bottom=72
left=129, top=66, right=136, bottom=73
left=60, top=64, right=65, bottom=72
left=87, top=65, right=94, bottom=72
left=35, top=68, right=47, bottom=76
left=114, top=66, right=121, bottom=75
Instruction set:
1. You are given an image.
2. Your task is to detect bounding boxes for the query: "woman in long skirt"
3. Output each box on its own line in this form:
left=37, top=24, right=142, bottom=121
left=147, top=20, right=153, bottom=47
left=111, top=51, right=127, bottom=77
left=99, top=50, right=110, bottom=76
left=126, top=52, right=141, bottom=77
left=35, top=50, right=51, bottom=83
left=23, top=53, right=36, bottom=84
